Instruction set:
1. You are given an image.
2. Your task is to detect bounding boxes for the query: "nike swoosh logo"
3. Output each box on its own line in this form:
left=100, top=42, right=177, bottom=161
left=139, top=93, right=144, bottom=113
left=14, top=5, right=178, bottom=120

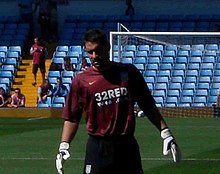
left=89, top=81, right=96, bottom=85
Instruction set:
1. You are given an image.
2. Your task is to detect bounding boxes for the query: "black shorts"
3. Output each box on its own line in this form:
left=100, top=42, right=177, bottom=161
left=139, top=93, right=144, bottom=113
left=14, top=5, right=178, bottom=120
left=32, top=63, right=46, bottom=74
left=83, top=135, right=144, bottom=174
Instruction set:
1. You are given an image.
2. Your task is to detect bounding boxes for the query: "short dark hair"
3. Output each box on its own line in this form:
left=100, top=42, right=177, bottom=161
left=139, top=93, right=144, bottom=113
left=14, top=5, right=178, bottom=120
left=83, top=29, right=108, bottom=46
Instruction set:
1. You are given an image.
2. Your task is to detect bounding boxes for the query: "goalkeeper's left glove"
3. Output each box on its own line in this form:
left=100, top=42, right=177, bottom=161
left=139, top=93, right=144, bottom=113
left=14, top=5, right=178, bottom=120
left=161, top=128, right=181, bottom=163
left=56, top=142, right=70, bottom=174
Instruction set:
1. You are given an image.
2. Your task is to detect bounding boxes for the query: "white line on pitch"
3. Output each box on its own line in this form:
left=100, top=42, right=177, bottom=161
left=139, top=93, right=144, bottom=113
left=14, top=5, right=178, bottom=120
left=1, top=157, right=220, bottom=161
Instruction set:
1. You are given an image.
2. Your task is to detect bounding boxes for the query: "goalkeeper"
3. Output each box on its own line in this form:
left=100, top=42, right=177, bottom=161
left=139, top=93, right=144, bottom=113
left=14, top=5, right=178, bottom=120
left=56, top=29, right=181, bottom=174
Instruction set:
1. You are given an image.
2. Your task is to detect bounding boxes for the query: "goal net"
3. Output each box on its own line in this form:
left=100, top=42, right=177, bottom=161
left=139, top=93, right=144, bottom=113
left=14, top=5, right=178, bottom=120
left=109, top=30, right=220, bottom=118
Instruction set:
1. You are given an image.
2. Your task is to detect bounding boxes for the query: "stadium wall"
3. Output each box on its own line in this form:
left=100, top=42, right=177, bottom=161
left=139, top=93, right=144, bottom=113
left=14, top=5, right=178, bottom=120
left=0, top=107, right=215, bottom=118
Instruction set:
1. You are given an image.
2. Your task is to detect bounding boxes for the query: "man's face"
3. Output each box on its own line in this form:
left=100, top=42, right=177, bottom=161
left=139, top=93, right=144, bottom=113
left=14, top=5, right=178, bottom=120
left=84, top=41, right=110, bottom=71
left=34, top=38, right=39, bottom=44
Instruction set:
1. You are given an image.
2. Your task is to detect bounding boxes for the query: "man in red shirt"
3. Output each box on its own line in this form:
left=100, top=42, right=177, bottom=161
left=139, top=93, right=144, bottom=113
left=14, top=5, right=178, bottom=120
left=56, top=29, right=181, bottom=174
left=30, top=37, right=47, bottom=86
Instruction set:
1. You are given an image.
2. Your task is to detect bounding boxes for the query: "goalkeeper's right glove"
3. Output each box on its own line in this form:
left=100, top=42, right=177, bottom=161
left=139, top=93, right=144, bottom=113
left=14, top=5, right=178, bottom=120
left=56, top=142, right=70, bottom=174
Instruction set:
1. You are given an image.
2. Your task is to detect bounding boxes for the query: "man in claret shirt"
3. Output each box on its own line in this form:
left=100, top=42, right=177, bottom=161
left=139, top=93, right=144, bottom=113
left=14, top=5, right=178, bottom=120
left=56, top=29, right=181, bottom=174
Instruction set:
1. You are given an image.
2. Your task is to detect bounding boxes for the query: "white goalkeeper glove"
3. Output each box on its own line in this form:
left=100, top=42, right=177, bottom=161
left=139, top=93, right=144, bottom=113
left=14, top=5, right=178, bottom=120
left=161, top=128, right=181, bottom=163
left=56, top=142, right=70, bottom=174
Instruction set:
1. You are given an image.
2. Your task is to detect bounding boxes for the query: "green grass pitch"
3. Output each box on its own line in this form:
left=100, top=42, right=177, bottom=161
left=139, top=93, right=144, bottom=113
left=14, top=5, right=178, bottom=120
left=0, top=117, right=220, bottom=174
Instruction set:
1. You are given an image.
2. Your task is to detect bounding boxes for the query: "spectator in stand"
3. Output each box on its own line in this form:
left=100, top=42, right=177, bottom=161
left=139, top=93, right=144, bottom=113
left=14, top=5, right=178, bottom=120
left=80, top=57, right=90, bottom=71
left=0, top=87, right=10, bottom=107
left=11, top=88, right=25, bottom=108
left=30, top=37, right=48, bottom=86
left=37, top=79, right=53, bottom=104
left=64, top=56, right=76, bottom=71
left=52, top=77, right=68, bottom=98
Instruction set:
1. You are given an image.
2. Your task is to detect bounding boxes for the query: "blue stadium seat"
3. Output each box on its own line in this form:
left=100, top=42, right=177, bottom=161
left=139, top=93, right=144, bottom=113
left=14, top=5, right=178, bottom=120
left=144, top=76, right=155, bottom=84
left=48, top=77, right=57, bottom=84
left=195, top=89, right=208, bottom=96
left=188, top=56, right=202, bottom=64
left=172, top=70, right=185, bottom=77
left=198, top=76, right=210, bottom=83
left=52, top=57, right=64, bottom=65
left=69, top=45, right=82, bottom=54
left=1, top=65, right=16, bottom=75
left=177, top=50, right=189, bottom=57
left=210, top=89, right=218, bottom=96
left=200, top=63, right=214, bottom=70
left=136, top=50, right=148, bottom=58
left=4, top=58, right=18, bottom=68
left=149, top=50, right=162, bottom=58
left=124, top=45, right=136, bottom=54
left=163, top=50, right=176, bottom=57
left=199, top=69, right=213, bottom=76
left=6, top=51, right=19, bottom=60
left=146, top=63, right=159, bottom=70
left=165, top=45, right=177, bottom=52
left=133, top=57, right=147, bottom=64
left=212, top=76, right=220, bottom=83
left=154, top=96, right=164, bottom=107
left=62, top=77, right=72, bottom=85
left=191, top=50, right=203, bottom=57
left=52, top=96, right=66, bottom=106
left=212, top=83, right=220, bottom=89
left=185, top=76, right=197, bottom=83
left=202, top=56, right=215, bottom=63
left=183, top=83, right=196, bottom=91
left=37, top=103, right=49, bottom=108
left=186, top=69, right=198, bottom=77
left=0, top=77, right=12, bottom=88
left=51, top=103, right=63, bottom=108
left=53, top=51, right=66, bottom=58
left=205, top=44, right=218, bottom=51
left=165, top=96, right=178, bottom=106
left=48, top=71, right=60, bottom=78
left=56, top=46, right=69, bottom=53
left=159, top=63, right=172, bottom=70
left=151, top=45, right=164, bottom=51
left=175, top=56, right=188, bottom=64
left=171, top=76, right=183, bottom=83
left=134, top=63, right=145, bottom=71
left=153, top=90, right=166, bottom=99
left=121, top=58, right=133, bottom=64
left=181, top=89, right=194, bottom=97
left=144, top=70, right=157, bottom=77
left=161, top=57, right=174, bottom=65
left=156, top=76, right=169, bottom=83
left=67, top=51, right=80, bottom=59
left=154, top=83, right=167, bottom=91
left=197, top=83, right=210, bottom=90
left=167, top=89, right=180, bottom=97
left=188, top=63, right=200, bottom=70
left=179, top=45, right=191, bottom=51
left=193, top=96, right=207, bottom=106
left=137, top=45, right=150, bottom=52
left=157, top=70, right=171, bottom=77
left=204, top=50, right=217, bottom=57
left=192, top=44, right=205, bottom=51
left=173, top=63, right=186, bottom=70
left=8, top=46, right=22, bottom=56
left=122, top=51, right=134, bottom=58
left=0, top=70, right=15, bottom=81
left=148, top=57, right=160, bottom=64
left=61, top=71, right=74, bottom=79
left=168, top=82, right=182, bottom=91
left=180, top=96, right=192, bottom=104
